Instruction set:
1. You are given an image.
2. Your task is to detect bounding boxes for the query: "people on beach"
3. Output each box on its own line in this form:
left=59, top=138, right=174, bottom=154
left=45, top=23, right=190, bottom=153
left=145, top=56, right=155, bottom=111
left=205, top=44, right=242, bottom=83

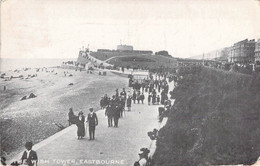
left=87, top=107, right=98, bottom=140
left=21, top=141, right=38, bottom=166
left=76, top=111, right=85, bottom=139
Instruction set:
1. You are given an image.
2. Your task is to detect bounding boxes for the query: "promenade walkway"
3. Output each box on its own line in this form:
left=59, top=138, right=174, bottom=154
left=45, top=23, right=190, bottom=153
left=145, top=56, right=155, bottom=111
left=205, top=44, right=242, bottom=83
left=9, top=95, right=162, bottom=166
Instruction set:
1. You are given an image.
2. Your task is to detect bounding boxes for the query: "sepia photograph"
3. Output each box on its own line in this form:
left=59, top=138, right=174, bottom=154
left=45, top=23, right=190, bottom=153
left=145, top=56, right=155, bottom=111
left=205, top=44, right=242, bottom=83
left=1, top=0, right=260, bottom=165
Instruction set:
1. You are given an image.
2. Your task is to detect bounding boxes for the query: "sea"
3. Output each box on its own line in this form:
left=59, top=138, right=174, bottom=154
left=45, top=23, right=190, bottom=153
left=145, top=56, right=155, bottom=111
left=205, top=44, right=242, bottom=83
left=0, top=58, right=76, bottom=72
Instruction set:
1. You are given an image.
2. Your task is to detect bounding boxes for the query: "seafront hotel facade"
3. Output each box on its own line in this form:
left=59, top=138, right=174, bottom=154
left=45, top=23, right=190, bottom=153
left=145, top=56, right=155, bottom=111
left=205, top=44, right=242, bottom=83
left=228, top=39, right=256, bottom=63
left=255, top=39, right=260, bottom=63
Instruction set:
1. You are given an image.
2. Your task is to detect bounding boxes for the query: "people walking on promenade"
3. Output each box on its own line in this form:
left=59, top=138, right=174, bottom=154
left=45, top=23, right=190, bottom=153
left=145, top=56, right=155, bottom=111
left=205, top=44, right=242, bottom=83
left=132, top=91, right=137, bottom=104
left=157, top=95, right=160, bottom=104
left=155, top=79, right=158, bottom=89
left=103, top=94, right=109, bottom=107
left=136, top=90, right=141, bottom=104
left=76, top=111, right=85, bottom=139
left=105, top=103, right=113, bottom=127
left=152, top=89, right=157, bottom=104
left=158, top=81, right=161, bottom=92
left=140, top=93, right=145, bottom=104
left=164, top=83, right=169, bottom=94
left=113, top=98, right=120, bottom=127
left=148, top=93, right=152, bottom=105
left=145, top=84, right=148, bottom=92
left=21, top=141, right=38, bottom=166
left=126, top=95, right=132, bottom=111
left=119, top=96, right=125, bottom=118
left=87, top=108, right=98, bottom=140
left=120, top=88, right=127, bottom=99
left=161, top=90, right=166, bottom=104
left=115, top=89, right=119, bottom=98
left=100, top=97, right=105, bottom=109
left=141, top=82, right=145, bottom=92
left=68, top=108, right=76, bottom=126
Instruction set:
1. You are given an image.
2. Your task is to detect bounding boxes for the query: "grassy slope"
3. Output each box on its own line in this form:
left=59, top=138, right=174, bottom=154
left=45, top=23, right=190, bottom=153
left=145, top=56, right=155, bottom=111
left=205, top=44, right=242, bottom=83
left=90, top=51, right=138, bottom=61
left=153, top=66, right=260, bottom=165
left=90, top=51, right=178, bottom=69
left=108, top=54, right=177, bottom=69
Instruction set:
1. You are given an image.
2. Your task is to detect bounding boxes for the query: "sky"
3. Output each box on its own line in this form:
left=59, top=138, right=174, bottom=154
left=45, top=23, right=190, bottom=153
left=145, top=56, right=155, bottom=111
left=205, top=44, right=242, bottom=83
left=1, top=0, right=260, bottom=59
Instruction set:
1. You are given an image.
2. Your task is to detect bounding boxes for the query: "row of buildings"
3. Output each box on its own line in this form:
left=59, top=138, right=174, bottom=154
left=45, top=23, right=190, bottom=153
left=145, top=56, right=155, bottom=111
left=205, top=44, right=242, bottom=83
left=204, top=38, right=260, bottom=64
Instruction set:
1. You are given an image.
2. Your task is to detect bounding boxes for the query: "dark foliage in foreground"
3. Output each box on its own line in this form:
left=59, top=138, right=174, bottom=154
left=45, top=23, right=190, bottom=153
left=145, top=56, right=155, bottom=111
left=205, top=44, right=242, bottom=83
left=153, top=66, right=260, bottom=166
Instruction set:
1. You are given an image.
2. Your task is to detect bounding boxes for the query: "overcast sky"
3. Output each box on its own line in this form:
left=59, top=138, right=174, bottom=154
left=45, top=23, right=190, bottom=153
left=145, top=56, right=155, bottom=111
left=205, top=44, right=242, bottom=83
left=1, top=0, right=260, bottom=59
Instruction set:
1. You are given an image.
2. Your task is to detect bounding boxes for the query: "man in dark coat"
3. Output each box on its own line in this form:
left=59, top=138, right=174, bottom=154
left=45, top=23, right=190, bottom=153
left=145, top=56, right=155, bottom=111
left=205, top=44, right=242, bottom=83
left=126, top=95, right=132, bottom=111
left=68, top=108, right=76, bottom=126
left=132, top=91, right=137, bottom=104
left=87, top=108, right=98, bottom=140
left=139, top=93, right=145, bottom=104
left=103, top=94, right=109, bottom=107
left=105, top=104, right=113, bottom=127
left=113, top=100, right=120, bottom=127
left=21, top=141, right=38, bottom=166
left=119, top=96, right=125, bottom=118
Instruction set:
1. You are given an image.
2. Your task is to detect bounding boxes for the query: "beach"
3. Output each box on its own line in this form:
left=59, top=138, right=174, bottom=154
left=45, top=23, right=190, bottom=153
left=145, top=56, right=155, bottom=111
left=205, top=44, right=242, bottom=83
left=0, top=67, right=128, bottom=159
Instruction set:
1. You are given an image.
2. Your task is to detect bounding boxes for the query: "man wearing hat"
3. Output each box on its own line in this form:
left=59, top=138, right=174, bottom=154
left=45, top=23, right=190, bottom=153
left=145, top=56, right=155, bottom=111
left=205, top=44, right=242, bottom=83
left=21, top=141, right=38, bottom=166
left=87, top=107, right=98, bottom=140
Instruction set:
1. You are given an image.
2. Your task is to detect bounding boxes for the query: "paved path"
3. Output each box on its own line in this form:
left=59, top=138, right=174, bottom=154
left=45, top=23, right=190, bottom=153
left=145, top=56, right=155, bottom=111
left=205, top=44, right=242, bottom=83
left=8, top=75, right=175, bottom=166
left=9, top=97, right=162, bottom=166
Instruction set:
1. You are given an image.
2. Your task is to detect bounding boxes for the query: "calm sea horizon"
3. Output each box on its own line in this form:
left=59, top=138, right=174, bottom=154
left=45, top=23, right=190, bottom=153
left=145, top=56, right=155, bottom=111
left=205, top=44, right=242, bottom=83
left=0, top=58, right=76, bottom=72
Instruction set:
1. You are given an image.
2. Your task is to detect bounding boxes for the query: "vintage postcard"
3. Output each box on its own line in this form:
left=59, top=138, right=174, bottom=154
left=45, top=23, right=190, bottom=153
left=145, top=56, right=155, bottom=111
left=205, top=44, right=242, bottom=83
left=1, top=0, right=260, bottom=166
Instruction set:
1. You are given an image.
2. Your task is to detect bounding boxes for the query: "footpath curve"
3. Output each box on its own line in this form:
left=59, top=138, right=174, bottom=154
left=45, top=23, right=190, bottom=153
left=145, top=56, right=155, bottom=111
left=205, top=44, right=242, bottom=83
left=8, top=76, right=165, bottom=166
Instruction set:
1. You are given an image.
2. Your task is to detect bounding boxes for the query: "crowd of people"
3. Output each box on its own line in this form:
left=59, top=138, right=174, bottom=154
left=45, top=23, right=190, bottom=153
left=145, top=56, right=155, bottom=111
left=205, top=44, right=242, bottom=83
left=130, top=74, right=172, bottom=107
left=102, top=88, right=128, bottom=127
left=5, top=71, right=175, bottom=166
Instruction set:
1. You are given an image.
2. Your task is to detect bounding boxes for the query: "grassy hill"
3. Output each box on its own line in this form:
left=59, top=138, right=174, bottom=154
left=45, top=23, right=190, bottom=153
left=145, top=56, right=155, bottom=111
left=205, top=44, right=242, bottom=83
left=90, top=51, right=148, bottom=61
left=107, top=54, right=177, bottom=69
left=89, top=51, right=178, bottom=69
left=153, top=66, right=260, bottom=165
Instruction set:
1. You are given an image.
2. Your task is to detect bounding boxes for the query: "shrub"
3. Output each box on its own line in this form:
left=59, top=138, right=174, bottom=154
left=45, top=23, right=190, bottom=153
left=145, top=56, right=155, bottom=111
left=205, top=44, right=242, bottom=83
left=153, top=66, right=260, bottom=165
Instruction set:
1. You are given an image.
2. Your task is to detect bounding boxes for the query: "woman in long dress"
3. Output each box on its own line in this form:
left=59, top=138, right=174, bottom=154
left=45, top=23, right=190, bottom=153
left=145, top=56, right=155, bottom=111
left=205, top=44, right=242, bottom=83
left=76, top=111, right=85, bottom=139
